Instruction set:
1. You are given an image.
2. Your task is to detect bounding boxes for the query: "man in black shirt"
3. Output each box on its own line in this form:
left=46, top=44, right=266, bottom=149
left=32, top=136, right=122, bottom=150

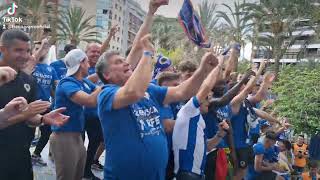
left=0, top=29, right=69, bottom=180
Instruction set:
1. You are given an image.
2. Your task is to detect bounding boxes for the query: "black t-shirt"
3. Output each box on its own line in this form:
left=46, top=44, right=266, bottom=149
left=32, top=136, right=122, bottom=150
left=0, top=71, right=37, bottom=150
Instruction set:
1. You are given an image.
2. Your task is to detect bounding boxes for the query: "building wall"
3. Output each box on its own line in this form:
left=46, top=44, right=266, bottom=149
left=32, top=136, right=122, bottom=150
left=56, top=0, right=145, bottom=54
left=122, top=0, right=145, bottom=55
left=108, top=0, right=125, bottom=52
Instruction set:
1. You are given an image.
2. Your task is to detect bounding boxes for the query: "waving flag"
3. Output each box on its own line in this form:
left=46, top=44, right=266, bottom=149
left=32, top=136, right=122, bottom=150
left=178, top=0, right=211, bottom=48
left=152, top=54, right=172, bottom=79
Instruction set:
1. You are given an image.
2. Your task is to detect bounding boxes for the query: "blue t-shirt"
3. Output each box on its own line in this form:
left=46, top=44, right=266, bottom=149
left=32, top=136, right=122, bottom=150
left=159, top=104, right=174, bottom=152
left=247, top=143, right=280, bottom=180
left=84, top=67, right=99, bottom=118
left=203, top=105, right=232, bottom=148
left=170, top=102, right=184, bottom=120
left=88, top=66, right=96, bottom=75
left=32, top=63, right=58, bottom=101
left=52, top=77, right=96, bottom=132
left=231, top=105, right=249, bottom=148
left=309, top=135, right=320, bottom=160
left=150, top=79, right=158, bottom=85
left=50, top=60, right=67, bottom=80
left=98, top=83, right=168, bottom=180
left=249, top=102, right=261, bottom=135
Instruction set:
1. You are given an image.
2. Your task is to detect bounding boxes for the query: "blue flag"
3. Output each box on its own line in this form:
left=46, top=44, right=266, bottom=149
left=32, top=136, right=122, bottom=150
left=153, top=54, right=172, bottom=79
left=178, top=0, right=211, bottom=48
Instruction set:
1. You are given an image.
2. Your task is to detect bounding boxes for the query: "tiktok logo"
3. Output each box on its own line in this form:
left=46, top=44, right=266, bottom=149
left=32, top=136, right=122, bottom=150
left=7, top=2, right=18, bottom=16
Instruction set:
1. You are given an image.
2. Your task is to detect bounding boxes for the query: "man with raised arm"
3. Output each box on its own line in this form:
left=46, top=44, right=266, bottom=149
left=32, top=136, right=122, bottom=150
left=172, top=54, right=229, bottom=180
left=96, top=30, right=217, bottom=179
left=230, top=61, right=282, bottom=180
left=126, top=0, right=169, bottom=69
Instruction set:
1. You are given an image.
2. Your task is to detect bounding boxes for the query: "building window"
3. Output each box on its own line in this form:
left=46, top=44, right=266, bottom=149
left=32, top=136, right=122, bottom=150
left=119, top=6, right=122, bottom=11
left=117, top=47, right=119, bottom=50
left=119, top=17, right=121, bottom=22
left=112, top=46, right=115, bottom=49
left=117, top=37, right=120, bottom=42
left=109, top=11, right=112, bottom=19
left=108, top=21, right=112, bottom=29
left=115, top=3, right=118, bottom=9
left=103, top=9, right=108, bottom=14
left=114, top=14, right=117, bottom=20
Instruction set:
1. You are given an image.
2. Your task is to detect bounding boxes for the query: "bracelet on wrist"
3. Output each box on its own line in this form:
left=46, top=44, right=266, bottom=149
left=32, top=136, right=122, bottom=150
left=143, top=51, right=154, bottom=58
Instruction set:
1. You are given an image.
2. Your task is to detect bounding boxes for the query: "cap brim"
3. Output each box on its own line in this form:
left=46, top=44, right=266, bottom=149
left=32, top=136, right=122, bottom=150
left=66, top=64, right=80, bottom=76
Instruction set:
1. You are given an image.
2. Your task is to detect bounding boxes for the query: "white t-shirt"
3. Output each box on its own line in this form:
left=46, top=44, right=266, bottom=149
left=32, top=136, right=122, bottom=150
left=172, top=96, right=206, bottom=176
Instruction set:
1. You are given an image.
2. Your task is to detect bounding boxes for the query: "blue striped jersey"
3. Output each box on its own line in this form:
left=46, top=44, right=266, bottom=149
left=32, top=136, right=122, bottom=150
left=172, top=96, right=207, bottom=175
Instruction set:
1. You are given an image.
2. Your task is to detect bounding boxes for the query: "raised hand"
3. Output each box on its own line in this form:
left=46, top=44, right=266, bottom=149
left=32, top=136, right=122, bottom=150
left=109, top=24, right=119, bottom=37
left=199, top=52, right=219, bottom=73
left=35, top=38, right=50, bottom=59
left=263, top=72, right=275, bottom=85
left=3, top=97, right=28, bottom=116
left=0, top=66, right=17, bottom=86
left=141, top=34, right=155, bottom=53
left=241, top=69, right=256, bottom=84
left=43, top=107, right=69, bottom=127
left=149, top=0, right=169, bottom=15
left=282, top=121, right=292, bottom=129
left=218, top=120, right=229, bottom=136
left=41, top=38, right=50, bottom=50
left=258, top=60, right=267, bottom=73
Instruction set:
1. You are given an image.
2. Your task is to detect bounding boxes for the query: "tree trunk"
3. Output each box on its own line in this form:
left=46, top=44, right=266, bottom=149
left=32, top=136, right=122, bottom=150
left=273, top=34, right=281, bottom=80
left=51, top=0, right=59, bottom=45
left=71, top=39, right=77, bottom=46
left=274, top=55, right=280, bottom=79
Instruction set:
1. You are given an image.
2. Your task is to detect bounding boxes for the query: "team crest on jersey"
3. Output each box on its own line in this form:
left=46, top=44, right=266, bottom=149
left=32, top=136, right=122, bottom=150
left=144, top=92, right=150, bottom=100
left=24, top=84, right=31, bottom=92
left=47, top=67, right=52, bottom=72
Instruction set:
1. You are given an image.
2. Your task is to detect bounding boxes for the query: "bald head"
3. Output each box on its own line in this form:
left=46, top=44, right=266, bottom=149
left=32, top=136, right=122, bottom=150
left=86, top=43, right=101, bottom=67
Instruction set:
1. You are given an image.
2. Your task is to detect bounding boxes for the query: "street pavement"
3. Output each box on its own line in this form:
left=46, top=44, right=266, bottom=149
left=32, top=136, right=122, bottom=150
left=31, top=133, right=104, bottom=180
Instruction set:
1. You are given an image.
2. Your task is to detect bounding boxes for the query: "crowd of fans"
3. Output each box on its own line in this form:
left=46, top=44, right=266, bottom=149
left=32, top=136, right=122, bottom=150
left=0, top=0, right=319, bottom=180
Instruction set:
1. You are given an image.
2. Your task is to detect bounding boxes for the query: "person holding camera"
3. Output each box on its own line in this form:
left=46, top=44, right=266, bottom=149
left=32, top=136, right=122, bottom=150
left=292, top=135, right=309, bottom=174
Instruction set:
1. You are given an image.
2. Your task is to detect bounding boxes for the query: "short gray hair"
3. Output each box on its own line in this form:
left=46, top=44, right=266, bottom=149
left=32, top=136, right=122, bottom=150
left=0, top=29, right=30, bottom=47
left=96, top=50, right=120, bottom=84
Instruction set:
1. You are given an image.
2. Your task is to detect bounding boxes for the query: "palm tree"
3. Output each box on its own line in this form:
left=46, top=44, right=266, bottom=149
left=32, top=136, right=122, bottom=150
left=310, top=1, right=320, bottom=40
left=151, top=16, right=183, bottom=50
left=0, top=0, right=51, bottom=40
left=198, top=0, right=218, bottom=36
left=243, top=0, right=312, bottom=76
left=216, top=0, right=251, bottom=48
left=57, top=7, right=101, bottom=45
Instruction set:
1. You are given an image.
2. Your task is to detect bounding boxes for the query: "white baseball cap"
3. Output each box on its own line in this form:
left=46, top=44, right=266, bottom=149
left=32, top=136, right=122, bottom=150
left=65, top=49, right=87, bottom=76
